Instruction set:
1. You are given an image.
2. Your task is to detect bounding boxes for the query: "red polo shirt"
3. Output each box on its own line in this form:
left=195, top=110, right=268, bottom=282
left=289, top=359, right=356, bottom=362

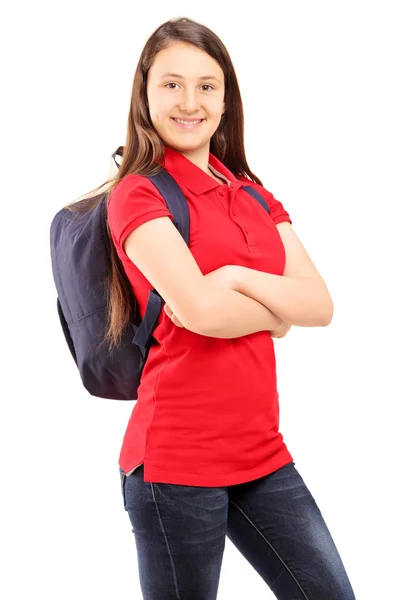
left=107, top=145, right=294, bottom=486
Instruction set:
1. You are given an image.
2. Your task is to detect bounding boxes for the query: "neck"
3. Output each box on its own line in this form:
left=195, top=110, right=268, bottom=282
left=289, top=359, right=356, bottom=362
left=174, top=144, right=211, bottom=175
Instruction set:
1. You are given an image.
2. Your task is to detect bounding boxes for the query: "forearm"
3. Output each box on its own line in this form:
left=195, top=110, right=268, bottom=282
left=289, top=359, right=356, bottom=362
left=196, top=288, right=283, bottom=339
left=235, top=267, right=333, bottom=327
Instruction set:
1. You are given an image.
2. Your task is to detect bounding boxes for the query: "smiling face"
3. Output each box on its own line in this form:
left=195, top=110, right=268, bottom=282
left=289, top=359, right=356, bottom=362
left=146, top=41, right=225, bottom=164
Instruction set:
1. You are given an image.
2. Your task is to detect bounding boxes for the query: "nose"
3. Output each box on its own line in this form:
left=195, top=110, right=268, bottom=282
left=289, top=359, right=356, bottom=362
left=178, top=88, right=200, bottom=114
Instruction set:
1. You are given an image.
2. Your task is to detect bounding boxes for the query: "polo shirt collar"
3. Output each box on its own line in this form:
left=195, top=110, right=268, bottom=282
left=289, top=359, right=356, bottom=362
left=160, top=144, right=238, bottom=195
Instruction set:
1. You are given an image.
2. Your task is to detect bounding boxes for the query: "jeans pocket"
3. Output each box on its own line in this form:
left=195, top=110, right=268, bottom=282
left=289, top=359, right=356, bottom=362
left=119, top=467, right=127, bottom=510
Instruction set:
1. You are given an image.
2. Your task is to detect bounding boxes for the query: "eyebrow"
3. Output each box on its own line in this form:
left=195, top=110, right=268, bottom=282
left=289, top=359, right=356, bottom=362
left=159, top=72, right=221, bottom=83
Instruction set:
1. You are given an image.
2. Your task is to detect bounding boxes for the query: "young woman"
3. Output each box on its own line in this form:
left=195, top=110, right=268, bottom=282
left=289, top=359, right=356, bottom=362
left=102, top=16, right=354, bottom=600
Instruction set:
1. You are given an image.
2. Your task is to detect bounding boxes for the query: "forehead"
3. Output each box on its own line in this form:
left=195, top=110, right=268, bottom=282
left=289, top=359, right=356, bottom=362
left=149, top=42, right=224, bottom=81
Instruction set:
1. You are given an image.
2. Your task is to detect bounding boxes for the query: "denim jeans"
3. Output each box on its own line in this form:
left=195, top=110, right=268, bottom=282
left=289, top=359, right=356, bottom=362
left=119, top=461, right=356, bottom=599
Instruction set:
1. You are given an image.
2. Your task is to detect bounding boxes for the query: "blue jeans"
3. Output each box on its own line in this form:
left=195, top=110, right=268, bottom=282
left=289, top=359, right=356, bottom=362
left=119, top=461, right=356, bottom=599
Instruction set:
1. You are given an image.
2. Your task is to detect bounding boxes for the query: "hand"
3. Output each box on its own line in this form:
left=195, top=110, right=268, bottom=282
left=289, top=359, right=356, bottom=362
left=270, top=321, right=292, bottom=339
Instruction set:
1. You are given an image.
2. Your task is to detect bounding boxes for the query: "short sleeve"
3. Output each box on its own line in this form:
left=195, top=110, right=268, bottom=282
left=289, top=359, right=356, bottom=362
left=263, top=188, right=292, bottom=225
left=237, top=176, right=292, bottom=226
left=107, top=174, right=174, bottom=253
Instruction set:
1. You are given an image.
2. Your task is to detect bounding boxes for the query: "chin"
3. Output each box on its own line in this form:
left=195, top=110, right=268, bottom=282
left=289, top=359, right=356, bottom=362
left=166, top=138, right=208, bottom=152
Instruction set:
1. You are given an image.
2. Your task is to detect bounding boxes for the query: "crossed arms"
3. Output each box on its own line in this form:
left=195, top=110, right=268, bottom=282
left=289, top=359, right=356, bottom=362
left=123, top=219, right=334, bottom=340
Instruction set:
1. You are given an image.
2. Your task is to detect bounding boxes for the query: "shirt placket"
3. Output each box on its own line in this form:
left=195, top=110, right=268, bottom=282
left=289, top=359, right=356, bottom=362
left=228, top=184, right=256, bottom=248
left=209, top=164, right=257, bottom=250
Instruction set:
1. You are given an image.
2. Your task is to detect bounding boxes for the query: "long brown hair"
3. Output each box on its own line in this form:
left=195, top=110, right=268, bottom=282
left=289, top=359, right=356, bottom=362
left=65, top=16, right=263, bottom=351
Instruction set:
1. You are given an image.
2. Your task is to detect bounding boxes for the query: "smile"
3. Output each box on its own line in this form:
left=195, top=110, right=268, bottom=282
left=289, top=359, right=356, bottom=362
left=171, top=118, right=205, bottom=129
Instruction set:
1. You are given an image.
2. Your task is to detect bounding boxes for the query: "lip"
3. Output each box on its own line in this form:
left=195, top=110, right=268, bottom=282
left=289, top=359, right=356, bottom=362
left=171, top=117, right=206, bottom=130
left=172, top=117, right=206, bottom=122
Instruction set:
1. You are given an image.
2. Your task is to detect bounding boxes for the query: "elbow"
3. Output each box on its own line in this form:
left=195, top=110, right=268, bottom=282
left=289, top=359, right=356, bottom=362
left=320, top=298, right=334, bottom=326
left=179, top=298, right=215, bottom=336
left=177, top=283, right=223, bottom=336
left=192, top=303, right=217, bottom=336
left=189, top=294, right=222, bottom=336
left=178, top=310, right=205, bottom=336
left=310, top=279, right=334, bottom=326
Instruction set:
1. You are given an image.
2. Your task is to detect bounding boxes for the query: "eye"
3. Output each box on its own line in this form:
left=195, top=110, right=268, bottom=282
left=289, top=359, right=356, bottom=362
left=164, top=83, right=214, bottom=91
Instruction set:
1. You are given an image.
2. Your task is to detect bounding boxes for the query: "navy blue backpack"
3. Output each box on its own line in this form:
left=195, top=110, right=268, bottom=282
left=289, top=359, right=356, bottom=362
left=49, top=147, right=271, bottom=400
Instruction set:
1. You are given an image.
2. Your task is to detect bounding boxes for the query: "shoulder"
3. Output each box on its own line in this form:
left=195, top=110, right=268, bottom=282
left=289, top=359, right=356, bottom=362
left=236, top=175, right=292, bottom=225
left=107, top=173, right=171, bottom=217
left=107, top=173, right=173, bottom=250
left=237, top=175, right=274, bottom=202
left=108, top=173, right=165, bottom=205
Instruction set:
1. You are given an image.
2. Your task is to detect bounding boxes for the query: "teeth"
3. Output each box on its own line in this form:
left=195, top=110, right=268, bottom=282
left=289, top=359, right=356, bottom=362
left=174, top=118, right=203, bottom=125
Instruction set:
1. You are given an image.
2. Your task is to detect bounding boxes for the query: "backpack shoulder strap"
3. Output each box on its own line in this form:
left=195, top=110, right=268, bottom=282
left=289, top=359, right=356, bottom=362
left=148, top=170, right=190, bottom=245
left=241, top=185, right=271, bottom=213
left=132, top=169, right=190, bottom=350
left=131, top=175, right=271, bottom=351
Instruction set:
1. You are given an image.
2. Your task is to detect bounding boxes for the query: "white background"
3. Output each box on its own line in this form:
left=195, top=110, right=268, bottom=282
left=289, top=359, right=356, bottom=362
left=2, top=1, right=399, bottom=598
